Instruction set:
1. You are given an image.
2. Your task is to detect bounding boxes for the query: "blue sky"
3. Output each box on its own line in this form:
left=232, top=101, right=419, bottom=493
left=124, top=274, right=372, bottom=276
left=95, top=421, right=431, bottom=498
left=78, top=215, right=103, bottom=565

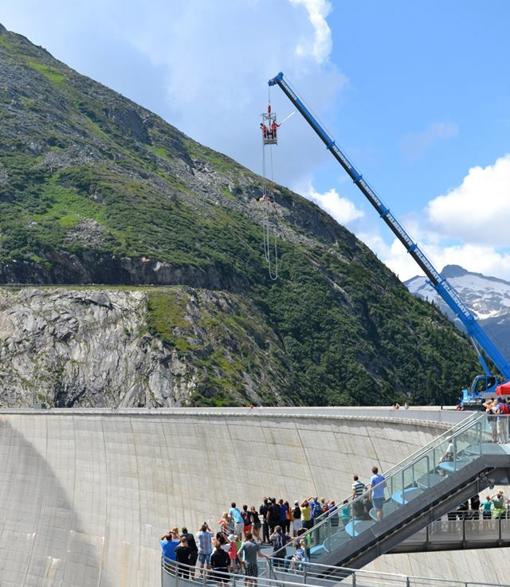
left=2, top=0, right=510, bottom=279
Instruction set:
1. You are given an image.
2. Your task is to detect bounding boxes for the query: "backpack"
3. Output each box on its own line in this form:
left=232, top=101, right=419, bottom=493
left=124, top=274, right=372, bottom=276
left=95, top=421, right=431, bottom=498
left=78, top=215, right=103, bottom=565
left=273, top=532, right=288, bottom=551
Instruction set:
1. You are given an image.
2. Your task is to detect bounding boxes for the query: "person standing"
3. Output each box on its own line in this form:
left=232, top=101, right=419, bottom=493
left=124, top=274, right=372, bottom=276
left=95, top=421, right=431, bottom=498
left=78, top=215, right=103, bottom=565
left=352, top=475, right=366, bottom=519
left=310, top=497, right=322, bottom=526
left=292, top=500, right=302, bottom=536
left=300, top=500, right=312, bottom=530
left=482, top=495, right=493, bottom=521
left=340, top=500, right=351, bottom=528
left=269, top=525, right=289, bottom=568
left=160, top=530, right=180, bottom=562
left=369, top=466, right=386, bottom=521
left=242, top=505, right=252, bottom=538
left=196, top=523, right=213, bottom=574
left=268, top=498, right=280, bottom=534
left=210, top=539, right=231, bottom=586
left=259, top=499, right=269, bottom=544
left=278, top=499, right=288, bottom=533
left=237, top=532, right=266, bottom=587
left=328, top=500, right=339, bottom=527
left=175, top=536, right=193, bottom=579
left=250, top=506, right=261, bottom=542
left=229, top=502, right=244, bottom=537
left=470, top=495, right=481, bottom=521
left=182, top=527, right=198, bottom=570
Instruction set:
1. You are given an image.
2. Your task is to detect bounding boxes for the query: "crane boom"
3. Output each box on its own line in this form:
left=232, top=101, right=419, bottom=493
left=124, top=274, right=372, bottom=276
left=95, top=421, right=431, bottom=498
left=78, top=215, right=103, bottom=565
left=268, top=71, right=510, bottom=382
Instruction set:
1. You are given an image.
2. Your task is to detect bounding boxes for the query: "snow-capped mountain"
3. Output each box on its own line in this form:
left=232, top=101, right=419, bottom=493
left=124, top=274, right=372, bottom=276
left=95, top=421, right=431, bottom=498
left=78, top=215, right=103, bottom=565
left=405, top=265, right=510, bottom=360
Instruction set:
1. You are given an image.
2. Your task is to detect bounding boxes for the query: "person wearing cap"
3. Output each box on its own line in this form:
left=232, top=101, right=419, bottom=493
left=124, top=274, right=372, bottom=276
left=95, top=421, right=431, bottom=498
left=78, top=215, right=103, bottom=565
left=227, top=533, right=240, bottom=572
left=292, top=500, right=302, bottom=536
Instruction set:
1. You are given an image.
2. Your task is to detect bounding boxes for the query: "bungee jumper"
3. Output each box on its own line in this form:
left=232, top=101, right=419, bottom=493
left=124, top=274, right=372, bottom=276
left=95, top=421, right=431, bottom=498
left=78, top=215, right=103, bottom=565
left=260, top=104, right=280, bottom=145
left=258, top=100, right=280, bottom=280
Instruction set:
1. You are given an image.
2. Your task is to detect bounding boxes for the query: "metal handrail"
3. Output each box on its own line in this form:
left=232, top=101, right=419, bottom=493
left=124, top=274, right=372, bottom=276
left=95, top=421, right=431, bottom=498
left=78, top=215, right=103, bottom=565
left=310, top=412, right=479, bottom=528
left=160, top=554, right=510, bottom=587
left=278, top=412, right=483, bottom=550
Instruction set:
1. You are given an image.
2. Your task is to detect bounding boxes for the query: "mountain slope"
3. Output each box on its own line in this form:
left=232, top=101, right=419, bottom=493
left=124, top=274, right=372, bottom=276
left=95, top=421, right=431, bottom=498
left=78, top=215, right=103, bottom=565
left=406, top=264, right=510, bottom=362
left=0, top=24, right=479, bottom=406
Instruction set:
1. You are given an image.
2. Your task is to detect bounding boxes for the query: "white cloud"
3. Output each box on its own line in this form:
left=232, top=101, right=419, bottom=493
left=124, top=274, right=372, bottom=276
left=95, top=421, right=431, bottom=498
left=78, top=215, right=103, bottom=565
left=427, top=154, right=510, bottom=245
left=401, top=121, right=458, bottom=160
left=0, top=0, right=345, bottom=190
left=367, top=235, right=510, bottom=282
left=288, top=0, right=332, bottom=63
left=354, top=153, right=510, bottom=282
left=306, top=185, right=364, bottom=224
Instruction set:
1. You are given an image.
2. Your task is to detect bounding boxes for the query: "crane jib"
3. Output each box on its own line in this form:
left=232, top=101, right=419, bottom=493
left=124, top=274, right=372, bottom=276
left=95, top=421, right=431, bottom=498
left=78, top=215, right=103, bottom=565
left=269, top=72, right=510, bottom=382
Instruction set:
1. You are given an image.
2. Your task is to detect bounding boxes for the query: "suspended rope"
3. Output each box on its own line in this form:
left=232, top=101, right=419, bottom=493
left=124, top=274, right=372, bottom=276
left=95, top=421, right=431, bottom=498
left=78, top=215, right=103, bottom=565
left=259, top=90, right=280, bottom=281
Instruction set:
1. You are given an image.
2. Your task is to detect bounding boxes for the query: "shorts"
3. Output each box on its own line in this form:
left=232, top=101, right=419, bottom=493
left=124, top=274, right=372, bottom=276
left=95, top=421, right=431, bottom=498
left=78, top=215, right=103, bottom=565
left=245, top=563, right=258, bottom=577
left=211, top=568, right=229, bottom=583
left=244, top=524, right=252, bottom=533
left=198, top=552, right=211, bottom=565
left=373, top=498, right=384, bottom=510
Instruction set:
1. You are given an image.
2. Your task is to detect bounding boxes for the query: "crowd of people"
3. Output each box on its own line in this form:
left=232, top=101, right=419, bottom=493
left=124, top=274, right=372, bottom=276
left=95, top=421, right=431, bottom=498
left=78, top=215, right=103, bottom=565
left=483, top=397, right=510, bottom=444
left=160, top=461, right=510, bottom=583
left=450, top=490, right=509, bottom=521
left=160, top=466, right=387, bottom=581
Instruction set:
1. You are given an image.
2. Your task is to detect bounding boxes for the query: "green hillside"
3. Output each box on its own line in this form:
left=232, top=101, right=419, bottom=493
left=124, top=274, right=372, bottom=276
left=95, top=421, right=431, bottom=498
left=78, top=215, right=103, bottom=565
left=0, top=24, right=478, bottom=406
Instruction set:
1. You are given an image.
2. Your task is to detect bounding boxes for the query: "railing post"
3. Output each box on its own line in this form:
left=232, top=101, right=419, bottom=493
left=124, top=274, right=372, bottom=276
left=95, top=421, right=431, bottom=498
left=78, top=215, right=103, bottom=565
left=453, top=436, right=457, bottom=471
left=499, top=516, right=502, bottom=543
left=462, top=516, right=466, bottom=546
left=352, top=570, right=356, bottom=587
left=406, top=576, right=411, bottom=587
left=303, top=563, right=307, bottom=584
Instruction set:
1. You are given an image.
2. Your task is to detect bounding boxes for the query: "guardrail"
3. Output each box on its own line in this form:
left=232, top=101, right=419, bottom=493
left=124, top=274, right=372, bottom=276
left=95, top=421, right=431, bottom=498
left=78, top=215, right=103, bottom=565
left=161, top=555, right=510, bottom=587
left=161, top=558, right=510, bottom=587
left=396, top=516, right=510, bottom=552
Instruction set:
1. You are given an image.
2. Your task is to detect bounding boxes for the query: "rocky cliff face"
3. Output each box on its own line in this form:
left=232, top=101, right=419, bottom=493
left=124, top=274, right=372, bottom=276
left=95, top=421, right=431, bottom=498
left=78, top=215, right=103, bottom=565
left=0, top=287, right=289, bottom=407
left=0, top=25, right=480, bottom=407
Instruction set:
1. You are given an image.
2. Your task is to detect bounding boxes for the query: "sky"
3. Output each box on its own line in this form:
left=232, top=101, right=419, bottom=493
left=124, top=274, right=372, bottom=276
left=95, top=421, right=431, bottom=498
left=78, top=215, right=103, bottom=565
left=2, top=0, right=510, bottom=280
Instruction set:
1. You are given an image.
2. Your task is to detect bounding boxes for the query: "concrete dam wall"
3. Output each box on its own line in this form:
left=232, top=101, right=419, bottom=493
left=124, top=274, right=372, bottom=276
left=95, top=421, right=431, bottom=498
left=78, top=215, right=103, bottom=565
left=0, top=408, right=505, bottom=586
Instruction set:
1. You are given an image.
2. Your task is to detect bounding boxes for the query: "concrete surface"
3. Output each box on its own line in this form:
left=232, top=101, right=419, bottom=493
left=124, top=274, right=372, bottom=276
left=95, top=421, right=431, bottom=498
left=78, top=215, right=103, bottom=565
left=0, top=408, right=506, bottom=586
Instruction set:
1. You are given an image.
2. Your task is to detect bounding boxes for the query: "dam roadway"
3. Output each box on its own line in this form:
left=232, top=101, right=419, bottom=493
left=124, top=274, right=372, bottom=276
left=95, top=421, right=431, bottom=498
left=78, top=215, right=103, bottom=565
left=0, top=407, right=505, bottom=586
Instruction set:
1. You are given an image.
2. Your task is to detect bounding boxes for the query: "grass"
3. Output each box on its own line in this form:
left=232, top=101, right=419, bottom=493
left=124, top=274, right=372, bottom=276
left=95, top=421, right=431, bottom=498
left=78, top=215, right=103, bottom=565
left=26, top=59, right=66, bottom=85
left=33, top=178, right=105, bottom=228
left=146, top=289, right=192, bottom=350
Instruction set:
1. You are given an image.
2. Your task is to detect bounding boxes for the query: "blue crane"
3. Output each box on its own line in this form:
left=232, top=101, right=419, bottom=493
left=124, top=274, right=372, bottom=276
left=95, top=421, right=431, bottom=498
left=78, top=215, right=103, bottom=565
left=268, top=71, right=510, bottom=407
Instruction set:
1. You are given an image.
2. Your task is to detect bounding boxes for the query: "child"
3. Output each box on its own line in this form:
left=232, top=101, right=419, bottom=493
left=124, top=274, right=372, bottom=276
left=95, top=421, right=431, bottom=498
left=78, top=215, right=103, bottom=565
left=289, top=539, right=307, bottom=571
left=227, top=534, right=240, bottom=573
left=482, top=495, right=492, bottom=520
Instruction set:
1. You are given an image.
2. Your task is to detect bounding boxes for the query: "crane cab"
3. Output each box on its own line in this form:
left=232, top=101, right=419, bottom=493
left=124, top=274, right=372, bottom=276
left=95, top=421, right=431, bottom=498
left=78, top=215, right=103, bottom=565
left=460, top=374, right=501, bottom=410
left=261, top=104, right=279, bottom=145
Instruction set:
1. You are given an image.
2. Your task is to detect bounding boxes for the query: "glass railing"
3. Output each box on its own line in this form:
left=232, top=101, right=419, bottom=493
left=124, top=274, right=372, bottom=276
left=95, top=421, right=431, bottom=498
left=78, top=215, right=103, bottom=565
left=400, top=516, right=510, bottom=549
left=285, top=413, right=508, bottom=564
left=309, top=412, right=480, bottom=529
